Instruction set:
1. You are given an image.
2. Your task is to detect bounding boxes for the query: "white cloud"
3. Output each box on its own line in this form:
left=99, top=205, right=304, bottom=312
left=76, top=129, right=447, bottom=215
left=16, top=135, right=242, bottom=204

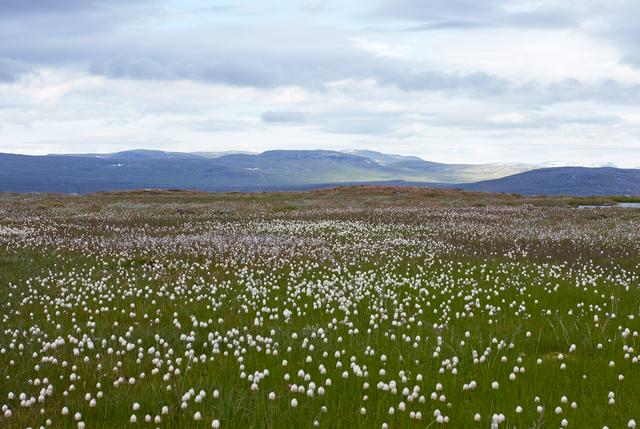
left=348, top=37, right=404, bottom=59
left=624, top=113, right=640, bottom=125
left=487, top=112, right=526, bottom=125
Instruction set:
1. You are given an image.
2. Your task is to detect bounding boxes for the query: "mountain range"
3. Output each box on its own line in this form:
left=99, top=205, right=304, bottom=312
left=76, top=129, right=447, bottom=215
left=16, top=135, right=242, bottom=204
left=0, top=149, right=638, bottom=196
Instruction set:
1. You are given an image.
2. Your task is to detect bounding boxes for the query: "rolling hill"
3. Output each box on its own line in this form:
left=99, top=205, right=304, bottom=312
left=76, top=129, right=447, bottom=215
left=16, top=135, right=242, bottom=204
left=0, top=149, right=532, bottom=193
left=0, top=149, right=637, bottom=196
left=460, top=167, right=640, bottom=196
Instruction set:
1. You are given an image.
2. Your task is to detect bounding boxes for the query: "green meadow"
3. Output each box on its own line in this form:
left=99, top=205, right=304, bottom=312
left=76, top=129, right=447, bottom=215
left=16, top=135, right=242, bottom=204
left=1, top=188, right=639, bottom=428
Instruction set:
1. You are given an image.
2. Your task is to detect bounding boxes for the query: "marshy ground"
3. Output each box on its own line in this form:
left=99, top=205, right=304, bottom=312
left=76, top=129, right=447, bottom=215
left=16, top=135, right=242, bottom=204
left=1, top=187, right=639, bottom=428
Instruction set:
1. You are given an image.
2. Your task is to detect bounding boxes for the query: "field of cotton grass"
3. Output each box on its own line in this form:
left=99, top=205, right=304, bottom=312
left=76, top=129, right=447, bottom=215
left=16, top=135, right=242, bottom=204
left=1, top=187, right=640, bottom=428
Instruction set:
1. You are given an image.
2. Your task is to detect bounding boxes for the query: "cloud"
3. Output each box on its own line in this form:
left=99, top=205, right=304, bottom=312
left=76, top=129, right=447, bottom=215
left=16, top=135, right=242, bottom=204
left=322, top=120, right=394, bottom=136
left=261, top=109, right=401, bottom=136
left=527, top=79, right=640, bottom=105
left=0, top=0, right=151, bottom=14
left=473, top=113, right=622, bottom=130
left=0, top=0, right=97, bottom=14
left=262, top=111, right=307, bottom=123
left=404, top=21, right=488, bottom=31
left=624, top=113, right=640, bottom=126
left=0, top=0, right=513, bottom=96
left=0, top=0, right=637, bottom=109
left=488, top=112, right=525, bottom=125
left=0, top=58, right=31, bottom=82
left=1, top=0, right=640, bottom=167
left=378, top=0, right=498, bottom=22
left=349, top=37, right=403, bottom=59
left=590, top=2, right=640, bottom=69
left=376, top=0, right=576, bottom=30
left=378, top=70, right=509, bottom=96
left=302, top=0, right=331, bottom=14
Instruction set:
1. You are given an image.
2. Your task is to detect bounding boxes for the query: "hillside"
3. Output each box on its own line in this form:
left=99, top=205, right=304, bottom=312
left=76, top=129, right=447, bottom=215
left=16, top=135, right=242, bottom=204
left=0, top=150, right=532, bottom=193
left=1, top=150, right=638, bottom=196
left=461, top=167, right=640, bottom=196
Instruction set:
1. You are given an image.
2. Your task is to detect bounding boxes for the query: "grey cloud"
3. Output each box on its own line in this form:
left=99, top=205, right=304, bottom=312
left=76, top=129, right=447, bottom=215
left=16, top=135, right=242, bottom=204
left=378, top=70, right=509, bottom=96
left=0, top=58, right=31, bottom=82
left=1, top=0, right=639, bottom=109
left=0, top=1, right=410, bottom=90
left=379, top=74, right=640, bottom=106
left=90, top=55, right=175, bottom=81
left=522, top=79, right=640, bottom=106
left=596, top=3, right=640, bottom=69
left=380, top=0, right=497, bottom=22
left=262, top=111, right=308, bottom=123
left=201, top=60, right=284, bottom=88
left=404, top=21, right=488, bottom=31
left=0, top=0, right=95, bottom=14
left=505, top=10, right=576, bottom=29
left=89, top=49, right=513, bottom=97
left=0, top=0, right=151, bottom=14
left=378, top=0, right=576, bottom=30
left=3, top=13, right=640, bottom=109
left=88, top=52, right=358, bottom=89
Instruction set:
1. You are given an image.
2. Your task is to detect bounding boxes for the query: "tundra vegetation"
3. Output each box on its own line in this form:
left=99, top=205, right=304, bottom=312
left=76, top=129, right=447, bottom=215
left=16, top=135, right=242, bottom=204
left=1, top=187, right=639, bottom=428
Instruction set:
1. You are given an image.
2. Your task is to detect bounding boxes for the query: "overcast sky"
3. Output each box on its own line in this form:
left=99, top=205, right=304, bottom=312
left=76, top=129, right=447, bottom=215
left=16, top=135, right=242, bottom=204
left=1, top=0, right=639, bottom=166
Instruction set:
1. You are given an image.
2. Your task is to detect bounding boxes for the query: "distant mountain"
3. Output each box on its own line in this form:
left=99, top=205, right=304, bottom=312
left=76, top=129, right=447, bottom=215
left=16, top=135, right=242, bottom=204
left=460, top=167, right=640, bottom=196
left=340, top=149, right=423, bottom=164
left=0, top=150, right=637, bottom=196
left=56, top=149, right=258, bottom=160
left=56, top=149, right=205, bottom=161
left=191, top=151, right=257, bottom=158
left=0, top=149, right=534, bottom=193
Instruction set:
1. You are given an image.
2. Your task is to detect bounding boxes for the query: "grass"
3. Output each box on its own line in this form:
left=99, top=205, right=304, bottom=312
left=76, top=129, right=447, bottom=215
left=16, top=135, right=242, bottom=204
left=0, top=187, right=639, bottom=428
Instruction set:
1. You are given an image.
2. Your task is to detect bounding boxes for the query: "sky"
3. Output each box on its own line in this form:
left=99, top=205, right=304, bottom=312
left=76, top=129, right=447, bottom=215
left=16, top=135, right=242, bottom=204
left=1, top=0, right=640, bottom=166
